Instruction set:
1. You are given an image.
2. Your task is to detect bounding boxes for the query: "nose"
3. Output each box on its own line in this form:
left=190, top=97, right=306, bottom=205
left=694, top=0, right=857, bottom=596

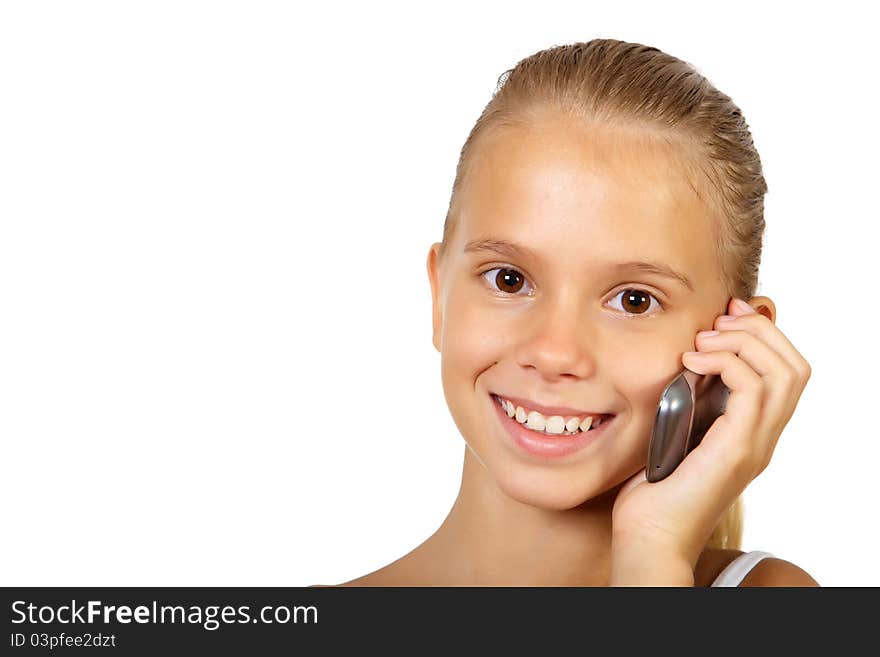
left=513, top=291, right=598, bottom=381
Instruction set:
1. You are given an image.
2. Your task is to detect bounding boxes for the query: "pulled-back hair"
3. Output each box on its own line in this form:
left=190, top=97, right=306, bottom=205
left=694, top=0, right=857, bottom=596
left=441, top=39, right=770, bottom=549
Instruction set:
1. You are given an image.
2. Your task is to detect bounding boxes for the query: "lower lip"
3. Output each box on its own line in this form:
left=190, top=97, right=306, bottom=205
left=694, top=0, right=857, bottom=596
left=492, top=393, right=616, bottom=459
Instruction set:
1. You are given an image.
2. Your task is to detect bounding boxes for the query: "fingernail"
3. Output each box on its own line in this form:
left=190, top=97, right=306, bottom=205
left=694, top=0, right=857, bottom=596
left=717, top=315, right=736, bottom=322
left=733, top=298, right=755, bottom=314
left=697, top=330, right=719, bottom=338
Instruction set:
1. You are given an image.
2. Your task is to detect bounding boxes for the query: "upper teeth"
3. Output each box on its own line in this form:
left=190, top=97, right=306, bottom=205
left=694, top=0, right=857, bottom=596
left=495, top=395, right=605, bottom=435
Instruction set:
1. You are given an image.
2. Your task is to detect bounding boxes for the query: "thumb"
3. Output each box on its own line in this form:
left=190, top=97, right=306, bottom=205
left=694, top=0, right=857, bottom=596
left=617, top=467, right=648, bottom=500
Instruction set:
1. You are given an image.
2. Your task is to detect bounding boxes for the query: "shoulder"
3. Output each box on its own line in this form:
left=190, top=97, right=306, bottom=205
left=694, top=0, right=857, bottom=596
left=739, top=557, right=819, bottom=587
left=306, top=568, right=402, bottom=587
left=696, top=548, right=819, bottom=587
left=695, top=548, right=746, bottom=586
left=306, top=575, right=391, bottom=587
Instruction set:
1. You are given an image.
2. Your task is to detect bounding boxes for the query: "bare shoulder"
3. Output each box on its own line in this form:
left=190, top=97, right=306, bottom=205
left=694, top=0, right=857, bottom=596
left=740, top=557, right=820, bottom=587
left=694, top=548, right=746, bottom=586
left=306, top=563, right=410, bottom=588
left=305, top=575, right=382, bottom=588
left=695, top=547, right=819, bottom=587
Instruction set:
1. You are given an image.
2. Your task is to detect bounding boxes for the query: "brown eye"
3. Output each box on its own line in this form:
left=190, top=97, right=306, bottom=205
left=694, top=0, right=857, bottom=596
left=482, top=267, right=532, bottom=295
left=610, top=288, right=662, bottom=316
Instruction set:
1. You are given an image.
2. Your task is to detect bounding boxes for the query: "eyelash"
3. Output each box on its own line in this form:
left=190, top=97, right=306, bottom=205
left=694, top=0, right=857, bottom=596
left=478, top=265, right=665, bottom=317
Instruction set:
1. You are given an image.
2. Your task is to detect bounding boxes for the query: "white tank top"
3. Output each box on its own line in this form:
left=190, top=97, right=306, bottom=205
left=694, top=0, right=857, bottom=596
left=710, top=550, right=775, bottom=587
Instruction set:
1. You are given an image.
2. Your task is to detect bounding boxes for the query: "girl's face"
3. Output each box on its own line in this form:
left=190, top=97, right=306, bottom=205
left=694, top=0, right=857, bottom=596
left=426, top=116, right=731, bottom=510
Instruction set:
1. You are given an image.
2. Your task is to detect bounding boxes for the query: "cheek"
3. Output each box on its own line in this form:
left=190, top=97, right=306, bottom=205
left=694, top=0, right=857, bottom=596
left=441, top=299, right=505, bottom=376
left=612, top=346, right=681, bottom=412
left=593, top=354, right=681, bottom=486
left=438, top=298, right=508, bottom=439
left=441, top=333, right=496, bottom=438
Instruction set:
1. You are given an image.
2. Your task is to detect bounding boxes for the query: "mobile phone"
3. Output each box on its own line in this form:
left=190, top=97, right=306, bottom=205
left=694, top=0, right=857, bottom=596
left=646, top=368, right=730, bottom=482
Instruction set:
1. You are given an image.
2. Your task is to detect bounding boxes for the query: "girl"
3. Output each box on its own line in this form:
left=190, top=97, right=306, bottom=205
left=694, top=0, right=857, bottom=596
left=329, top=39, right=817, bottom=586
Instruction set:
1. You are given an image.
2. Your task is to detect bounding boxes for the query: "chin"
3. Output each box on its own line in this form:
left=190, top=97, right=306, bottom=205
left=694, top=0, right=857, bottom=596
left=490, top=460, right=619, bottom=511
left=471, top=435, right=647, bottom=511
left=462, top=398, right=650, bottom=511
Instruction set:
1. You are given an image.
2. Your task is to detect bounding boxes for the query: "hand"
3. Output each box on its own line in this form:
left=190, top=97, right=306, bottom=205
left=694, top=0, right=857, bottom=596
left=609, top=297, right=812, bottom=581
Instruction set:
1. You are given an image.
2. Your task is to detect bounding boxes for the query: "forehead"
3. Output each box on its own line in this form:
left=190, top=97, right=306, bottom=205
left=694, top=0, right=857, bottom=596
left=457, top=118, right=717, bottom=273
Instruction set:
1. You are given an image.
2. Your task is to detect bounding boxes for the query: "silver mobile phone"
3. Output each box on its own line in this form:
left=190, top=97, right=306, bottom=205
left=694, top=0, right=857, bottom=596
left=646, top=369, right=730, bottom=482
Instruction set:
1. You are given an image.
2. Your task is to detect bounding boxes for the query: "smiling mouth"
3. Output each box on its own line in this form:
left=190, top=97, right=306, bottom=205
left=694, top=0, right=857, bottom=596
left=490, top=393, right=615, bottom=435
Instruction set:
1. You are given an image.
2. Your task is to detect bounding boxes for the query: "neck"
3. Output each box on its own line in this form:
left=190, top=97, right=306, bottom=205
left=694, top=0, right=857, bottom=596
left=414, top=445, right=622, bottom=586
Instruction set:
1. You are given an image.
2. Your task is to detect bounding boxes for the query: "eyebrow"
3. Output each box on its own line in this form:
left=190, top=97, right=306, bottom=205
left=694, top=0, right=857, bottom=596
left=463, top=238, right=694, bottom=291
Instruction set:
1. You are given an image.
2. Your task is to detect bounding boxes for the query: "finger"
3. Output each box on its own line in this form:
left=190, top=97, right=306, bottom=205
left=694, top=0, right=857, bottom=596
left=678, top=351, right=768, bottom=488
left=695, top=329, right=789, bottom=379
left=714, top=311, right=811, bottom=377
left=694, top=329, right=803, bottom=443
left=681, top=349, right=762, bottom=451
left=619, top=468, right=647, bottom=496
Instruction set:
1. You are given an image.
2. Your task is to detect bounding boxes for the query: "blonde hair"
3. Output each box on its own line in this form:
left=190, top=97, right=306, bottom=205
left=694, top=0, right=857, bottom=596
left=440, top=38, right=771, bottom=550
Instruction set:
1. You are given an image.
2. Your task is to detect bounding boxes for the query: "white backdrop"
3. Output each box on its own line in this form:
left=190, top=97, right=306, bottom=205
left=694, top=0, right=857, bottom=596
left=1, top=0, right=876, bottom=587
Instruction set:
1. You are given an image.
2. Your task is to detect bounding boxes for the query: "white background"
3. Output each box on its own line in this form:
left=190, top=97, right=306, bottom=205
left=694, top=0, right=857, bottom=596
left=1, top=1, right=876, bottom=587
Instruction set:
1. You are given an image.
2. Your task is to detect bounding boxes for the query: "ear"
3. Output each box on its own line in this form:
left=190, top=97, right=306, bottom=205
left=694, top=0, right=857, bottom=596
left=426, top=242, right=445, bottom=353
left=746, top=295, right=776, bottom=323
